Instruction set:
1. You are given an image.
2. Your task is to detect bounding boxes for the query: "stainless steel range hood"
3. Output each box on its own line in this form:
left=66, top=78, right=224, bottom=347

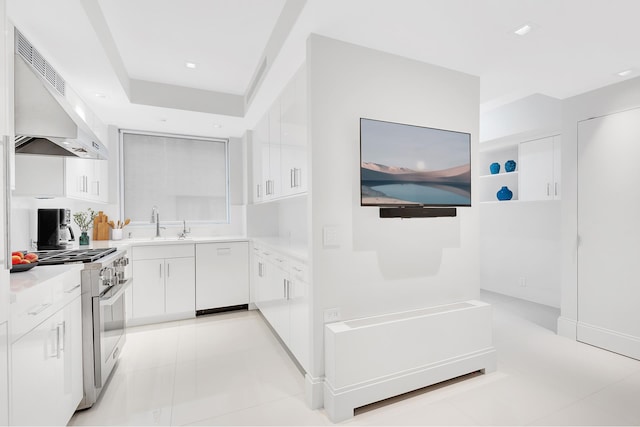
left=14, top=30, right=108, bottom=160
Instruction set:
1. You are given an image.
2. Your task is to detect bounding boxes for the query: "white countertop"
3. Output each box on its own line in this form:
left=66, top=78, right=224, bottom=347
left=10, top=235, right=305, bottom=293
left=91, top=235, right=249, bottom=248
left=10, top=263, right=83, bottom=294
left=252, top=237, right=309, bottom=262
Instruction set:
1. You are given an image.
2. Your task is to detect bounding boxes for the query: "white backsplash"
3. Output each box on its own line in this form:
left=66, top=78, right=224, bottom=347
left=10, top=196, right=246, bottom=251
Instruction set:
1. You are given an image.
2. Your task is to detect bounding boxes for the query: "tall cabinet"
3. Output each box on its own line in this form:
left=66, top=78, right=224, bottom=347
left=0, top=2, right=12, bottom=423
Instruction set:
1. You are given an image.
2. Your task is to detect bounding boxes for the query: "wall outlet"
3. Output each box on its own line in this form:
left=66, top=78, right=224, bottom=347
left=324, top=307, right=342, bottom=323
left=519, top=276, right=527, bottom=287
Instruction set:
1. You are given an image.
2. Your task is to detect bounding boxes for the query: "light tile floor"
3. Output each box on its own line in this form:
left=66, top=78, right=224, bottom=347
left=69, top=291, right=640, bottom=426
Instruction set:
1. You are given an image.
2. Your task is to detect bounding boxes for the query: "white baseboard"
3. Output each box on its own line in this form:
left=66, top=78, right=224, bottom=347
left=305, top=374, right=324, bottom=410
left=577, top=321, right=640, bottom=360
left=557, top=316, right=577, bottom=340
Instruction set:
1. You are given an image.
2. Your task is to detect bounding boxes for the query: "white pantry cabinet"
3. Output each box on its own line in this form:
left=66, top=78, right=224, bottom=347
left=131, top=244, right=195, bottom=325
left=13, top=154, right=109, bottom=202
left=519, top=135, right=561, bottom=201
left=253, top=243, right=309, bottom=371
left=10, top=269, right=82, bottom=427
left=195, top=242, right=249, bottom=311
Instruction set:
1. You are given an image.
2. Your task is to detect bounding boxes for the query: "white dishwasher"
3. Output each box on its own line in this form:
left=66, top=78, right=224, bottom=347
left=195, top=241, right=249, bottom=314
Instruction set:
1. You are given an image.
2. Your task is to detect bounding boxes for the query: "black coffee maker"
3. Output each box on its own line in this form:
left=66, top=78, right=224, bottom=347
left=37, top=208, right=75, bottom=250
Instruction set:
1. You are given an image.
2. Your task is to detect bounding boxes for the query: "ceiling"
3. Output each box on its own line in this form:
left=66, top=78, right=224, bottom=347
left=7, top=0, right=640, bottom=139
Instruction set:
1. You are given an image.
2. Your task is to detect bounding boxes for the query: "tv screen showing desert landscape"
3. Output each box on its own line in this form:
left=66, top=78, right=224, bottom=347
left=360, top=118, right=471, bottom=207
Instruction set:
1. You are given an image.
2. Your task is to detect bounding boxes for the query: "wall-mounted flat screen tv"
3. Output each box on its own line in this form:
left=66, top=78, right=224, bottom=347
left=360, top=118, right=471, bottom=207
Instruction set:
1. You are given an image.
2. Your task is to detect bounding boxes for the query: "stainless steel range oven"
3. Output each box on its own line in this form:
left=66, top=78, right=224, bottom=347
left=34, top=247, right=131, bottom=409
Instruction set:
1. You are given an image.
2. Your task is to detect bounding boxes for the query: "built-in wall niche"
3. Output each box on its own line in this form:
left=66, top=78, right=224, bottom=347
left=478, top=143, right=519, bottom=203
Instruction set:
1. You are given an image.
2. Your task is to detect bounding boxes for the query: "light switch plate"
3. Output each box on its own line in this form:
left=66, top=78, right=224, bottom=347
left=323, top=226, right=340, bottom=248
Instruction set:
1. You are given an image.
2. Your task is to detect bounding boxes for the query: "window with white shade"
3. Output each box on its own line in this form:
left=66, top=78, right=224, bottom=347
left=121, top=131, right=229, bottom=223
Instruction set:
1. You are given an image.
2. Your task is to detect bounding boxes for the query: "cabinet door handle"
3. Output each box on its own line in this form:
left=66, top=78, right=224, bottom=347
left=290, top=169, right=294, bottom=188
left=159, top=263, right=162, bottom=278
left=58, top=321, right=66, bottom=354
left=55, top=323, right=62, bottom=358
left=97, top=180, right=100, bottom=196
left=555, top=182, right=558, bottom=196
left=257, top=184, right=261, bottom=198
left=547, top=183, right=550, bottom=196
left=167, top=263, right=170, bottom=277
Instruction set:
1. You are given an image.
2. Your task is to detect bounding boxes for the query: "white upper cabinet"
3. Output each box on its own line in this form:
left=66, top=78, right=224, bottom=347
left=280, top=67, right=307, bottom=197
left=519, top=135, right=561, bottom=201
left=14, top=155, right=109, bottom=203
left=251, top=65, right=307, bottom=204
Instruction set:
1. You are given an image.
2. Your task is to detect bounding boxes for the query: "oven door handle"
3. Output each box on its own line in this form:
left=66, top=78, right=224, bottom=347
left=99, top=278, right=131, bottom=307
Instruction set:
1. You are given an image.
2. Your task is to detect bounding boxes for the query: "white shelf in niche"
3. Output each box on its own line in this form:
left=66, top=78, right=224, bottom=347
left=480, top=171, right=519, bottom=179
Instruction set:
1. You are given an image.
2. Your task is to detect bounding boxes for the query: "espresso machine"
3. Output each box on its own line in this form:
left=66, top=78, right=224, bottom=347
left=37, top=208, right=75, bottom=250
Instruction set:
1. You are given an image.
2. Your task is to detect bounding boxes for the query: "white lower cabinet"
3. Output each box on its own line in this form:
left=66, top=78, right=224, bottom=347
left=131, top=244, right=195, bottom=325
left=0, top=322, right=7, bottom=426
left=195, top=242, right=249, bottom=311
left=11, top=295, right=82, bottom=426
left=253, top=244, right=309, bottom=372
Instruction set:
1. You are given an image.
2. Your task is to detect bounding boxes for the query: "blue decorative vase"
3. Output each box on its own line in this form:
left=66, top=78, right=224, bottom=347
left=505, top=159, right=517, bottom=172
left=489, top=162, right=500, bottom=175
left=496, top=186, right=513, bottom=201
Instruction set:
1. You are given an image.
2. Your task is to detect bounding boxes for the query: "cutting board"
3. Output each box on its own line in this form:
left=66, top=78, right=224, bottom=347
left=94, top=211, right=110, bottom=240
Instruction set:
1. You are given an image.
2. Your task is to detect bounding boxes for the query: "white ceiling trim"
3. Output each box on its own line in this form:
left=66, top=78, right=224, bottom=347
left=80, top=0, right=307, bottom=118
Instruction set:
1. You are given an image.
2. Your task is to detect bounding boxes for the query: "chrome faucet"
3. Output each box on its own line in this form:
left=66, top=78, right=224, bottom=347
left=178, top=219, right=191, bottom=239
left=150, top=206, right=163, bottom=237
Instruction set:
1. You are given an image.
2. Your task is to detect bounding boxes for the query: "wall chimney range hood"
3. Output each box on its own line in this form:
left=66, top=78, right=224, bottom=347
left=14, top=30, right=108, bottom=160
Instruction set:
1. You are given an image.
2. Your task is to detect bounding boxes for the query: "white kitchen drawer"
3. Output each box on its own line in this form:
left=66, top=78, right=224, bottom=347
left=132, top=244, right=195, bottom=260
left=290, top=260, right=308, bottom=283
left=10, top=267, right=81, bottom=342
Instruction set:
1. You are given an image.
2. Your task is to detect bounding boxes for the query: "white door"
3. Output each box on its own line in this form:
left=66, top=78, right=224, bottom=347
left=577, top=108, right=640, bottom=360
left=165, top=257, right=195, bottom=314
left=132, top=259, right=165, bottom=318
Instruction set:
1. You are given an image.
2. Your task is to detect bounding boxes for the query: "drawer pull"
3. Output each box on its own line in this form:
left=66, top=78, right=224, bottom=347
left=28, top=303, right=52, bottom=316
left=217, top=248, right=231, bottom=255
left=65, top=284, right=81, bottom=293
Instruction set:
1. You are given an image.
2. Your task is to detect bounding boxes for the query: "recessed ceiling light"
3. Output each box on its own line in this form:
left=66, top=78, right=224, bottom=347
left=617, top=69, right=634, bottom=77
left=514, top=24, right=532, bottom=36
left=159, top=118, right=167, bottom=122
left=185, top=62, right=196, bottom=69
left=94, top=93, right=106, bottom=98
left=213, top=123, right=222, bottom=129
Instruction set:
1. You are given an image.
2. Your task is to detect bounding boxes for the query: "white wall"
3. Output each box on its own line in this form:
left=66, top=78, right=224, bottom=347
left=307, top=35, right=481, bottom=378
left=479, top=95, right=563, bottom=308
left=559, top=75, right=640, bottom=338
left=480, top=94, right=562, bottom=143
left=480, top=202, right=561, bottom=307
